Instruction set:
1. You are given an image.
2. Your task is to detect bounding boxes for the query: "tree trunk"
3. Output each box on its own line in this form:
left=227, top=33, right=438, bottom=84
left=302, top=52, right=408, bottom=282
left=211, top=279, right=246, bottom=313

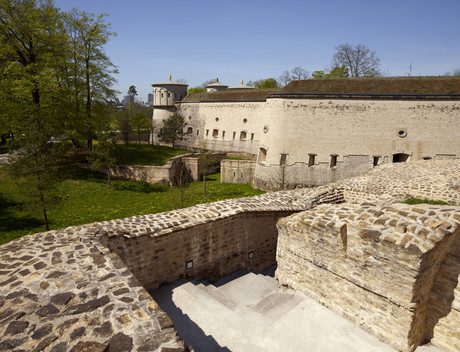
left=37, top=174, right=49, bottom=231
left=203, top=174, right=206, bottom=197
left=107, top=168, right=111, bottom=188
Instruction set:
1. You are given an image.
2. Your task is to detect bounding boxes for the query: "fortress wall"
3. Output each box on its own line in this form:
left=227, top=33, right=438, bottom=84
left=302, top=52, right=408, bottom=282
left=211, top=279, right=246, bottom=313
left=220, top=159, right=256, bottom=184
left=177, top=101, right=265, bottom=154
left=253, top=98, right=460, bottom=188
left=276, top=203, right=460, bottom=352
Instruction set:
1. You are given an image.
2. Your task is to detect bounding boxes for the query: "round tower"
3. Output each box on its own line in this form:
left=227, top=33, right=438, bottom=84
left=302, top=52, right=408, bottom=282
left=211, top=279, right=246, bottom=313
left=206, top=78, right=228, bottom=92
left=151, top=75, right=188, bottom=143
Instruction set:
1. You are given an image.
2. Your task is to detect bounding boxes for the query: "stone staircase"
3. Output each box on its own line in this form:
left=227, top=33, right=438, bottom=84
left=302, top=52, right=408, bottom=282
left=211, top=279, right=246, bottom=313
left=150, top=269, right=410, bottom=352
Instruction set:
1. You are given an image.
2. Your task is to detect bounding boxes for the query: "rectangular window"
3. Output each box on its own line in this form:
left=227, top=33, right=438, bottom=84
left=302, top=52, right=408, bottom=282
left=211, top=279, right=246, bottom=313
left=212, top=129, right=218, bottom=137
left=206, top=129, right=209, bottom=137
left=233, top=132, right=236, bottom=140
left=196, top=130, right=199, bottom=136
left=280, top=153, right=287, bottom=166
left=373, top=156, right=380, bottom=167
left=251, top=133, right=254, bottom=140
left=308, top=154, right=316, bottom=167
left=258, top=148, right=267, bottom=164
left=330, top=155, right=338, bottom=168
left=222, top=131, right=225, bottom=139
left=240, top=131, right=247, bottom=140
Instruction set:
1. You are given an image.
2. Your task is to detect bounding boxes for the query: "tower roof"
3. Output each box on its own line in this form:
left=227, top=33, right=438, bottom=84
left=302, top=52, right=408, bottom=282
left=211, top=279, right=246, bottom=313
left=152, top=75, right=188, bottom=87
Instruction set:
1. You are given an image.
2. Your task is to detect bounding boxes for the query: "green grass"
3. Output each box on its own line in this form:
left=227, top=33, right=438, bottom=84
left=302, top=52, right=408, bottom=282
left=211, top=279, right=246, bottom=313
left=116, top=144, right=191, bottom=166
left=403, top=198, right=450, bottom=205
left=0, top=164, right=264, bottom=245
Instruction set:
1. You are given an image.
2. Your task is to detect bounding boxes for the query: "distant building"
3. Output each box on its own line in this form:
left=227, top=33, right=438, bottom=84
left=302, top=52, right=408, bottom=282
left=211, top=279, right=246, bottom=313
left=148, top=93, right=153, bottom=106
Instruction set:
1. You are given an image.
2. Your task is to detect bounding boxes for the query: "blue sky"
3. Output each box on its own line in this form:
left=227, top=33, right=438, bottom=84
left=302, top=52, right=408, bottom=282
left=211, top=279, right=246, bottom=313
left=53, top=0, right=460, bottom=102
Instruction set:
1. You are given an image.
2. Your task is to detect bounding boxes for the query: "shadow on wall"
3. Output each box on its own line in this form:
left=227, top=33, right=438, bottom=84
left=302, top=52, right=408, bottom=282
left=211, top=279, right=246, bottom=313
left=424, top=230, right=460, bottom=345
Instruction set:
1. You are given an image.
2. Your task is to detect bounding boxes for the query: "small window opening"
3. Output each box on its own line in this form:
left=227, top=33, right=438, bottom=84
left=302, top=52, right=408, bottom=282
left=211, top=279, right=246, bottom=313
left=308, top=154, right=316, bottom=167
left=215, top=117, right=219, bottom=122
left=185, top=259, right=193, bottom=269
left=373, top=156, right=380, bottom=167
left=196, top=130, right=199, bottom=136
left=222, top=131, right=225, bottom=139
left=187, top=127, right=193, bottom=135
left=248, top=250, right=254, bottom=259
left=232, top=132, right=236, bottom=140
left=206, top=129, right=209, bottom=137
left=243, top=118, right=247, bottom=123
left=422, top=156, right=432, bottom=160
left=280, top=153, right=287, bottom=166
left=330, top=155, right=338, bottom=167
left=167, top=93, right=171, bottom=98
left=240, top=131, right=247, bottom=140
left=393, top=153, right=410, bottom=163
left=251, top=133, right=254, bottom=140
left=212, top=129, right=218, bottom=138
left=161, top=93, right=164, bottom=98
left=258, top=148, right=267, bottom=164
left=340, top=225, right=347, bottom=251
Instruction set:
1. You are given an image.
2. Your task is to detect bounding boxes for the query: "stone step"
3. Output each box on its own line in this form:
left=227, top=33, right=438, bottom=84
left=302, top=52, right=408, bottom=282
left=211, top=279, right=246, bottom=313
left=216, top=272, right=278, bottom=308
left=250, top=290, right=305, bottom=325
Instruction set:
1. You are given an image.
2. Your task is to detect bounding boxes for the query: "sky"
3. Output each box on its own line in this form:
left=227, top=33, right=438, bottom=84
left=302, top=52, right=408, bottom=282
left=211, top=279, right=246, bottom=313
left=53, top=0, right=460, bottom=102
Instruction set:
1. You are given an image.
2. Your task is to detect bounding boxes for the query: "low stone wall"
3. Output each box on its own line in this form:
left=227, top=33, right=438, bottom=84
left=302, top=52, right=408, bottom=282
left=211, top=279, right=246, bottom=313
left=80, top=152, right=226, bottom=185
left=220, top=159, right=256, bottom=184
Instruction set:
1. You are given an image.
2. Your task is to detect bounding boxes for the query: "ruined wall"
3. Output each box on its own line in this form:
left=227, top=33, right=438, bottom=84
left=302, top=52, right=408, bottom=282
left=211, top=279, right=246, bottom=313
left=276, top=203, right=460, bottom=351
left=220, top=159, right=256, bottom=184
left=104, top=211, right=292, bottom=291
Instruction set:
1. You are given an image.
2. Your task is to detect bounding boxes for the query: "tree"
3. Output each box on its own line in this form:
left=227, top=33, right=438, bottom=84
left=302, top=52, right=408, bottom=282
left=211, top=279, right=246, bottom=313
left=158, top=112, right=186, bottom=149
left=332, top=43, right=381, bottom=78
left=198, top=142, right=212, bottom=196
left=327, top=65, right=349, bottom=78
left=116, top=108, right=131, bottom=146
left=171, top=158, right=192, bottom=208
left=278, top=67, right=309, bottom=87
left=128, top=85, right=137, bottom=117
left=0, top=0, right=68, bottom=230
left=187, top=87, right=204, bottom=94
left=131, top=111, right=149, bottom=143
left=291, top=66, right=309, bottom=80
left=247, top=78, right=279, bottom=89
left=87, top=139, right=118, bottom=187
left=62, top=8, right=118, bottom=150
left=312, top=70, right=326, bottom=79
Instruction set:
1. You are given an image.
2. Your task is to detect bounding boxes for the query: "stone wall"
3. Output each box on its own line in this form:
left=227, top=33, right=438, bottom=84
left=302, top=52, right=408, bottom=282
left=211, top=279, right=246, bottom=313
left=1, top=159, right=459, bottom=351
left=276, top=203, right=460, bottom=351
left=79, top=153, right=226, bottom=185
left=173, top=96, right=460, bottom=189
left=176, top=101, right=265, bottom=154
left=220, top=159, right=256, bottom=184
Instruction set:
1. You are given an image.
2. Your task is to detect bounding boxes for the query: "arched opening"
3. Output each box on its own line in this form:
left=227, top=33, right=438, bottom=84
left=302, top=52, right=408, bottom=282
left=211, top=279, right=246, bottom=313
left=187, top=127, right=193, bottom=135
left=393, top=153, right=410, bottom=163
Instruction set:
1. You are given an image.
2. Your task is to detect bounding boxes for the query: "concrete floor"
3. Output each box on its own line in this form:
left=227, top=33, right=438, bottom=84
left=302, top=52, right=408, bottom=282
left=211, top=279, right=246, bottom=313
left=150, top=268, right=444, bottom=352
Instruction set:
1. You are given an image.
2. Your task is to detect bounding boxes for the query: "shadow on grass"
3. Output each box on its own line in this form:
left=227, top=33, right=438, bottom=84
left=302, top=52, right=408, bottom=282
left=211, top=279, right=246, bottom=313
left=0, top=194, right=43, bottom=243
left=112, top=181, right=168, bottom=193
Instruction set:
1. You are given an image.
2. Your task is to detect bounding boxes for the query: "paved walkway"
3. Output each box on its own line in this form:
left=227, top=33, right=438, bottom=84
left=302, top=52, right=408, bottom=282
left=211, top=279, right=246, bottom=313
left=150, top=269, right=444, bottom=352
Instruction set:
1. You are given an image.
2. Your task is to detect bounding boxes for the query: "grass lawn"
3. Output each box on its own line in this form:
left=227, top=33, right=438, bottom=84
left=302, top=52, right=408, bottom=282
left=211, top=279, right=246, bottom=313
left=0, top=162, right=264, bottom=245
left=116, top=143, right=190, bottom=166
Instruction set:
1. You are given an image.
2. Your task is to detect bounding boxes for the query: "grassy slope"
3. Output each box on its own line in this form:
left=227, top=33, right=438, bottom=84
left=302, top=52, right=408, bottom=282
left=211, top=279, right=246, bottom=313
left=0, top=149, right=264, bottom=244
left=185, top=77, right=460, bottom=101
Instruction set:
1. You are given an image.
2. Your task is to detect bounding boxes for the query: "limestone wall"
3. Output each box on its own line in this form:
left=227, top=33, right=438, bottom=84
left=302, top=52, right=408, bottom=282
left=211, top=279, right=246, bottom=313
left=253, top=98, right=460, bottom=188
left=177, top=101, right=265, bottom=154
left=220, top=159, right=256, bottom=184
left=276, top=203, right=460, bottom=351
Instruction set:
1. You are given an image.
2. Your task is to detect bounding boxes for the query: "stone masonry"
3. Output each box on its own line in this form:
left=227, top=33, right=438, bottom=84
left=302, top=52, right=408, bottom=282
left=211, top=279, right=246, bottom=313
left=0, top=159, right=459, bottom=351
